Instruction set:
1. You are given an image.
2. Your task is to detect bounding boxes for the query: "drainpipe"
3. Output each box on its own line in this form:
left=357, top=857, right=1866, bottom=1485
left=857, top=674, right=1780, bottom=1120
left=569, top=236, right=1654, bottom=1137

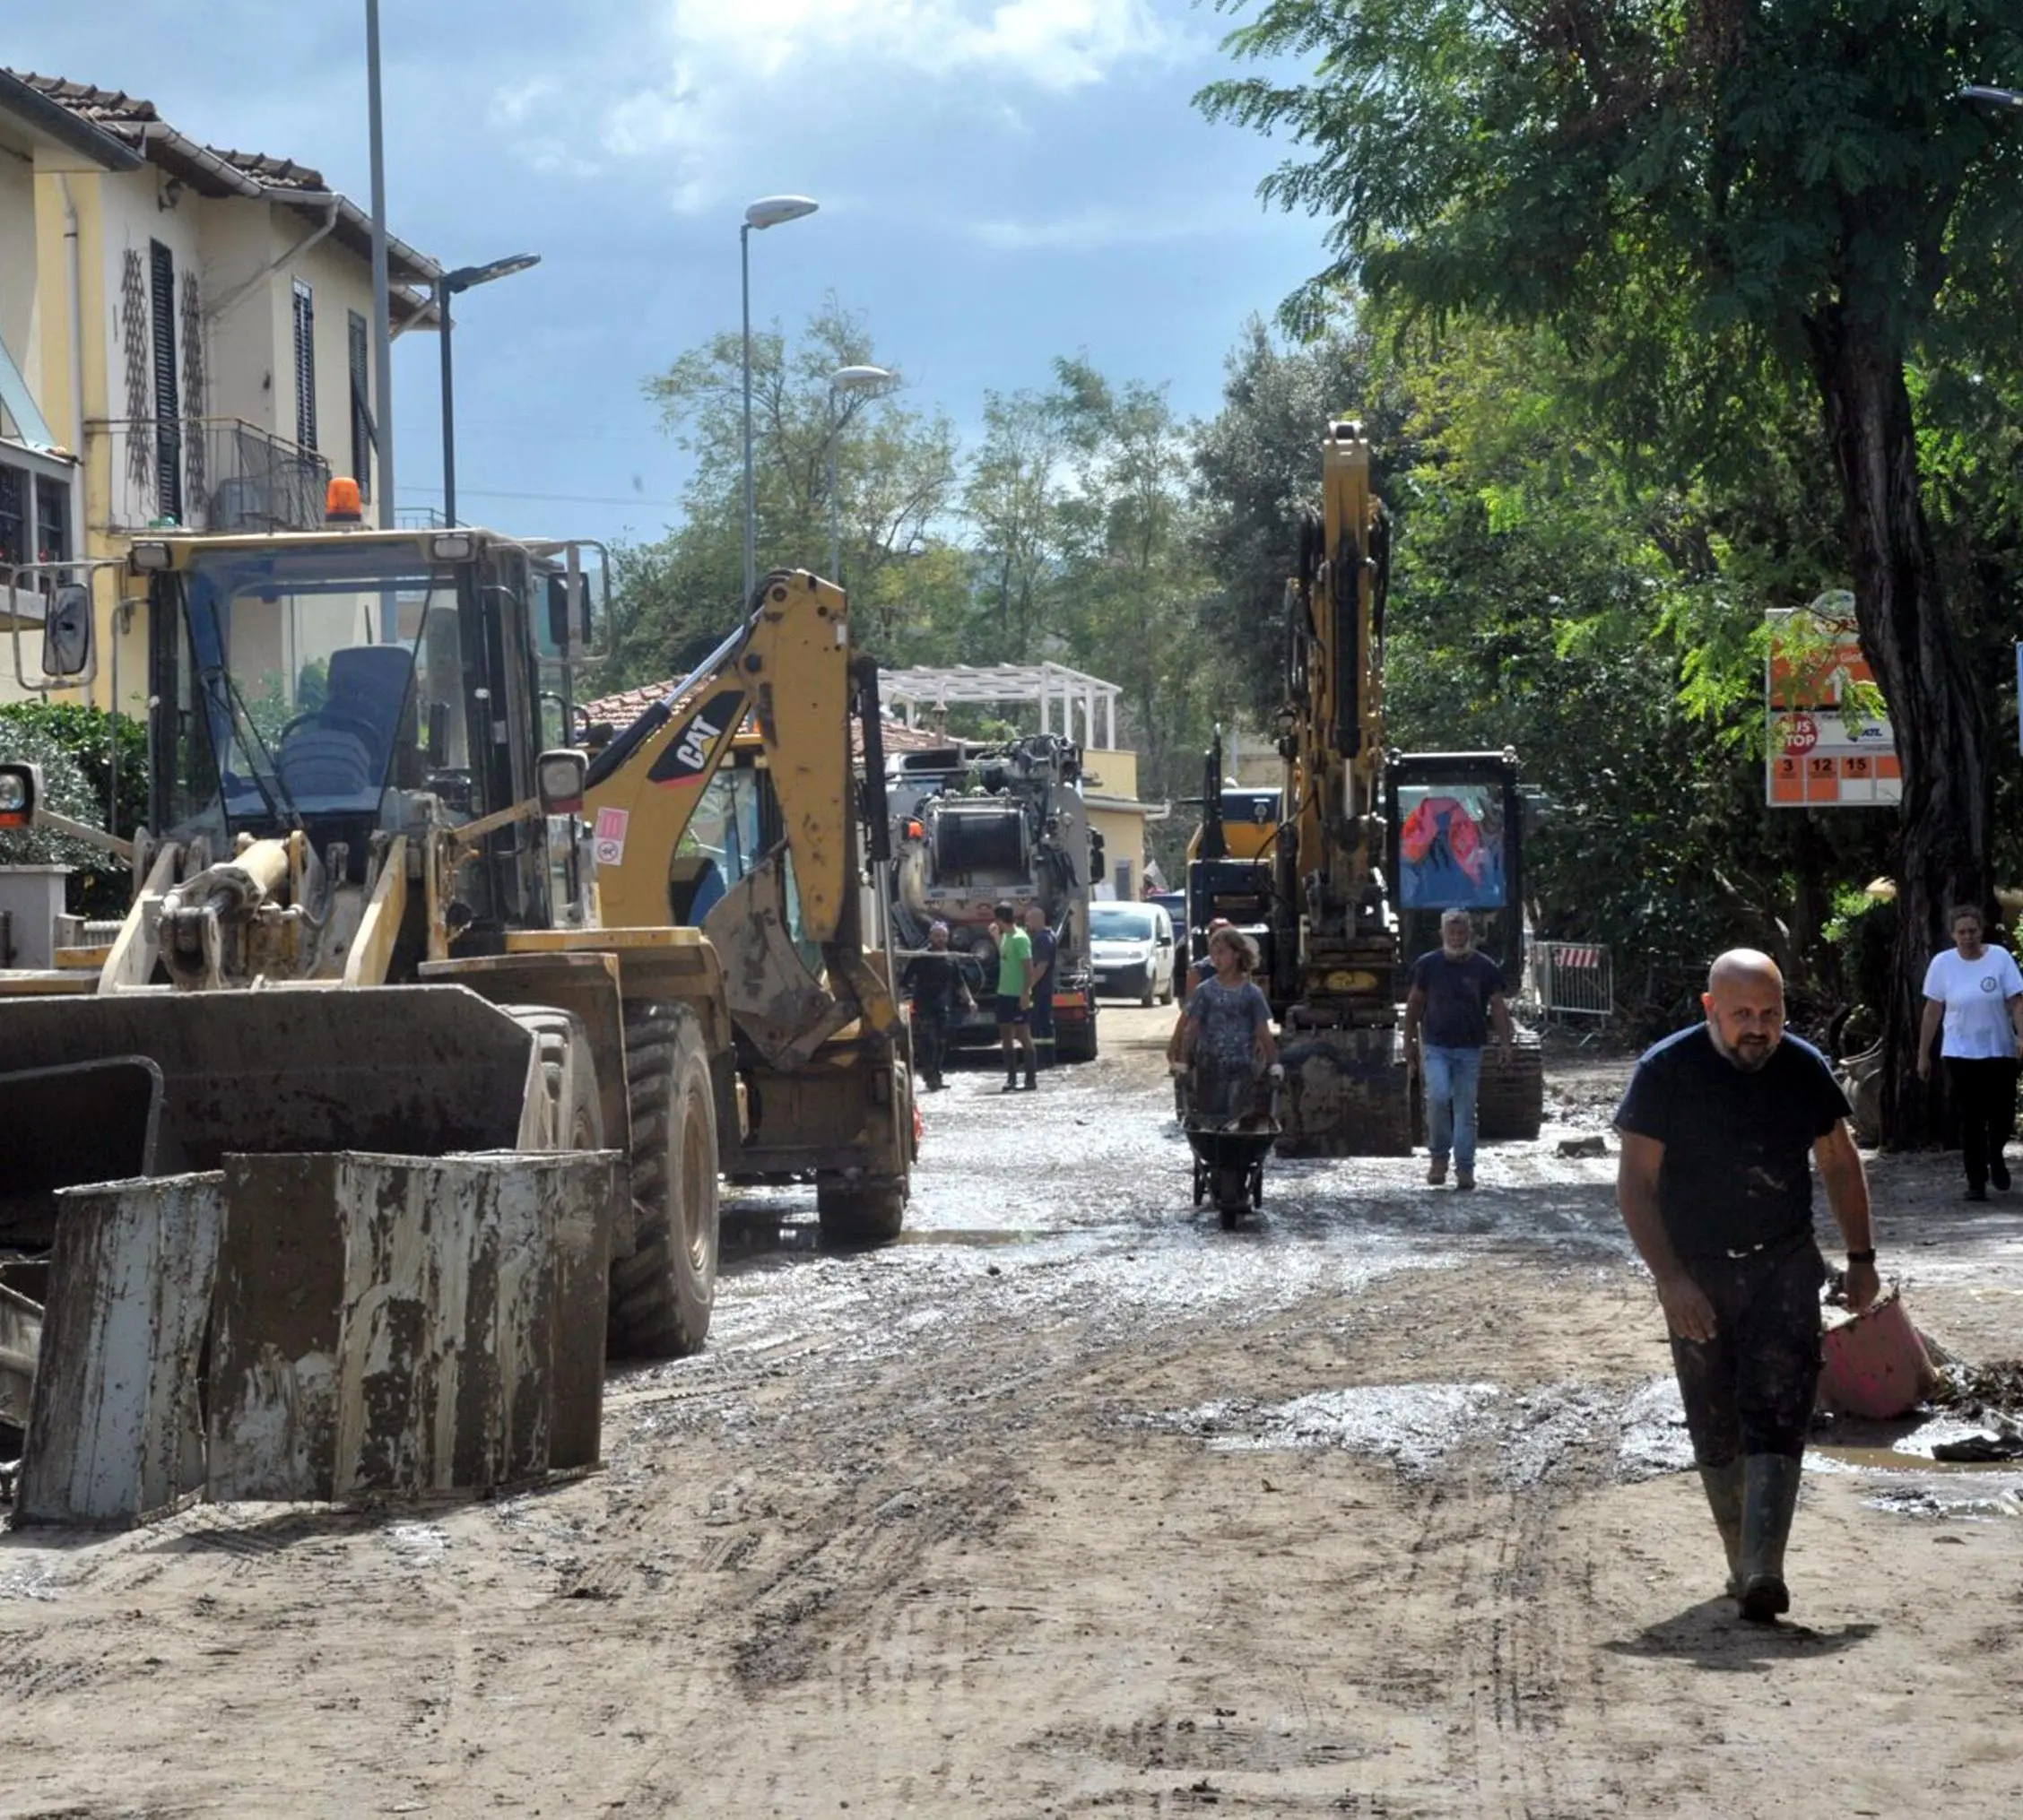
left=204, top=196, right=340, bottom=325
left=56, top=175, right=84, bottom=468
left=56, top=173, right=91, bottom=707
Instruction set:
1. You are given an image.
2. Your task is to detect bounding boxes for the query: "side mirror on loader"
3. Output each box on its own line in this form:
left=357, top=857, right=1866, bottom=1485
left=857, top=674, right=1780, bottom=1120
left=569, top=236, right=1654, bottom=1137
left=546, top=573, right=591, bottom=653
left=40, top=583, right=92, bottom=679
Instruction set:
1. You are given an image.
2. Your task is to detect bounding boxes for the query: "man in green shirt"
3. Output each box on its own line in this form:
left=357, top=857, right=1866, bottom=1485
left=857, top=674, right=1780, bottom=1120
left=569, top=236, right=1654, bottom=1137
left=990, top=898, right=1038, bottom=1091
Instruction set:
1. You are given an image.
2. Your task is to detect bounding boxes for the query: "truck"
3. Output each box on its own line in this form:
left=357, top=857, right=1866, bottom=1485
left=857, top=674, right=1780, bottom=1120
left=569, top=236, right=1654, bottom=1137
left=886, top=733, right=1101, bottom=1062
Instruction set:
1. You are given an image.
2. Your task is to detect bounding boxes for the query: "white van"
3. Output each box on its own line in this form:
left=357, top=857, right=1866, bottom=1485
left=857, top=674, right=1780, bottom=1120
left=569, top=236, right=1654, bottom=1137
left=1090, top=902, right=1176, bottom=1005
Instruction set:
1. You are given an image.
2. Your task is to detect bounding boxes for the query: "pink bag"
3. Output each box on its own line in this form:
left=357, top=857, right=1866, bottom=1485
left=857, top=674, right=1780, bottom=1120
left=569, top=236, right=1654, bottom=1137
left=1819, top=1285, right=1941, bottom=1419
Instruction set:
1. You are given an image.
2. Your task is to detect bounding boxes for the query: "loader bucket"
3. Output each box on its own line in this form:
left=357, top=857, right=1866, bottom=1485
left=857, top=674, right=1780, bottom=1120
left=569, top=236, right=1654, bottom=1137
left=1276, top=1027, right=1415, bottom=1157
left=0, top=985, right=537, bottom=1246
left=0, top=1057, right=163, bottom=1246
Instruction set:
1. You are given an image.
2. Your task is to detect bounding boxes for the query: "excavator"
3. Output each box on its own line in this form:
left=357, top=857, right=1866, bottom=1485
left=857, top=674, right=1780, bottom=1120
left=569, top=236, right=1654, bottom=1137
left=0, top=499, right=910, bottom=1394
left=1186, top=422, right=1542, bottom=1155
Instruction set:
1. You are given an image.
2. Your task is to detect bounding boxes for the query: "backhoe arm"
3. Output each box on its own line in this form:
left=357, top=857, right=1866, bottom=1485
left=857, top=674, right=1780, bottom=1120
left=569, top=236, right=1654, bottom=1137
left=586, top=570, right=855, bottom=936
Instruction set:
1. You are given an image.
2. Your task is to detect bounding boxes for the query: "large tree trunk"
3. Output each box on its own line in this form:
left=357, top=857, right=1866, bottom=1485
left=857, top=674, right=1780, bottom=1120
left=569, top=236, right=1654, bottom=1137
left=1805, top=303, right=1991, bottom=1147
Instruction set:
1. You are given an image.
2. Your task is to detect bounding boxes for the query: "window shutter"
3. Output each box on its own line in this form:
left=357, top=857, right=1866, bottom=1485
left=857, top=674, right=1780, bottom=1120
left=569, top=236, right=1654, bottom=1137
left=150, top=239, right=182, bottom=523
left=348, top=310, right=371, bottom=500
left=293, top=280, right=317, bottom=452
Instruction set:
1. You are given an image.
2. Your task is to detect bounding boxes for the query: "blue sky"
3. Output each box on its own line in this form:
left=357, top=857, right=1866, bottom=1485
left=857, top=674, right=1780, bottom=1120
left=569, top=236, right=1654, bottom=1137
left=11, top=1, right=1330, bottom=550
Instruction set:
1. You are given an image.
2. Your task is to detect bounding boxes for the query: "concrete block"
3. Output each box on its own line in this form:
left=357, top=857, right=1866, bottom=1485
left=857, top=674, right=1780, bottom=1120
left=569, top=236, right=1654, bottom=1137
left=13, top=1174, right=224, bottom=1526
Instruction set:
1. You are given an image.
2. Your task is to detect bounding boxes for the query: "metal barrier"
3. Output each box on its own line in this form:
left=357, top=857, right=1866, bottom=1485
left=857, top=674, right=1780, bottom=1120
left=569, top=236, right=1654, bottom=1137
left=1532, top=940, right=1614, bottom=1023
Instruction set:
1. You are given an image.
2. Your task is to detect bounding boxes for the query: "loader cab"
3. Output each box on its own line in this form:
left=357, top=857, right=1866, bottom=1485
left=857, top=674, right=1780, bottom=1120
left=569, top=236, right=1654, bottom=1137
left=137, top=527, right=561, bottom=937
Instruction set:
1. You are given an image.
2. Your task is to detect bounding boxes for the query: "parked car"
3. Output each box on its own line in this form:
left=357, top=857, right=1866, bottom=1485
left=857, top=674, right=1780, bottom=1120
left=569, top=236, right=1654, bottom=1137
left=1091, top=902, right=1177, bottom=1005
left=1148, top=889, right=1187, bottom=958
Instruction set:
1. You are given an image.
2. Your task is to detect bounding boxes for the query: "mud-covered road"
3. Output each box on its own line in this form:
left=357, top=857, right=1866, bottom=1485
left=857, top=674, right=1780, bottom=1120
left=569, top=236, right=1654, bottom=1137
left=4, top=1007, right=2022, bottom=1818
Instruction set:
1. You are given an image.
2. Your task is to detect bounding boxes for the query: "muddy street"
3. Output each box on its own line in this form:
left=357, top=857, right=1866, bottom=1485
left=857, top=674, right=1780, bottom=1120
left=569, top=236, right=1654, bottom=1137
left=4, top=1006, right=2022, bottom=1818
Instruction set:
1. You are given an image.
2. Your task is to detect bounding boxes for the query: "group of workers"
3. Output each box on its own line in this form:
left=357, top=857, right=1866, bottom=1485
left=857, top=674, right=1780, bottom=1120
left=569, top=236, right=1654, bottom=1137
left=900, top=902, right=1057, bottom=1094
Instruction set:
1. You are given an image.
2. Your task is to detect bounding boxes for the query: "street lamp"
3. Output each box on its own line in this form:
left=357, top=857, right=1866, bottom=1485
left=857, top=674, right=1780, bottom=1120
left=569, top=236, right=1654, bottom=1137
left=1960, top=84, right=2023, bottom=108
left=741, top=195, right=819, bottom=603
left=435, top=253, right=541, bottom=526
left=825, top=364, right=895, bottom=586
left=365, top=0, right=394, bottom=530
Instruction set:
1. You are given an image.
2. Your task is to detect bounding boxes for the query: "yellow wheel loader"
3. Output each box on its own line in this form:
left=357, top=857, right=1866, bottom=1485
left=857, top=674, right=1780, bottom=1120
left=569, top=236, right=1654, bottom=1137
left=0, top=524, right=908, bottom=1380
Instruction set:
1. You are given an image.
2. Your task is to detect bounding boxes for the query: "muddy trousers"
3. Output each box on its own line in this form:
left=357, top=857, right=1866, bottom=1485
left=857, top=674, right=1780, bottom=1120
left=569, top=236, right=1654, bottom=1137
left=1944, top=1055, right=2019, bottom=1191
left=914, top=1016, right=950, bottom=1088
left=1669, top=1234, right=1827, bottom=1466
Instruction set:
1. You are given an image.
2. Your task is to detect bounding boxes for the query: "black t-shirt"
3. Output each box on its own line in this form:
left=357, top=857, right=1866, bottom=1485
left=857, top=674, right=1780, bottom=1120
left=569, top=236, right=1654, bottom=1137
left=1029, top=927, right=1057, bottom=982
left=1613, top=1025, right=1850, bottom=1256
left=1408, top=949, right=1507, bottom=1048
left=902, top=951, right=967, bottom=1018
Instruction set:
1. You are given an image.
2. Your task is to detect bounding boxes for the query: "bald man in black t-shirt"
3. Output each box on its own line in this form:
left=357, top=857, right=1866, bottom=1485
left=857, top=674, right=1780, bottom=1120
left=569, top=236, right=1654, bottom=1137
left=1615, top=949, right=1879, bottom=1624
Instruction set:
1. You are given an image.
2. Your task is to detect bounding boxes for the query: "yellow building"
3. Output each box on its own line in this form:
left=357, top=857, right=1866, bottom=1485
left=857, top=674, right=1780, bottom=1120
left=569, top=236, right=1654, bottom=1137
left=0, top=68, right=438, bottom=709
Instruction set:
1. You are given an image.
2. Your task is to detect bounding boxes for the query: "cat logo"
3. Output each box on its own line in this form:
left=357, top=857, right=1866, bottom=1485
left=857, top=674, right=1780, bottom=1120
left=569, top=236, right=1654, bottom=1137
left=647, top=687, right=746, bottom=788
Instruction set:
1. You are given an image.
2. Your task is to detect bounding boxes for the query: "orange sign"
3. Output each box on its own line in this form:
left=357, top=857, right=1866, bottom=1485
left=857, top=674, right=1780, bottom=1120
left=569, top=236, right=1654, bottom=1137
left=1766, top=603, right=1900, bottom=808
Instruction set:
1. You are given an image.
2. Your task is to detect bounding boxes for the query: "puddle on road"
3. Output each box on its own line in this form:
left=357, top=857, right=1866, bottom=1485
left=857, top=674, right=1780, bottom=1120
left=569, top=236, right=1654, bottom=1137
left=1154, top=1377, right=1650, bottom=1486
left=1148, top=1371, right=2023, bottom=1509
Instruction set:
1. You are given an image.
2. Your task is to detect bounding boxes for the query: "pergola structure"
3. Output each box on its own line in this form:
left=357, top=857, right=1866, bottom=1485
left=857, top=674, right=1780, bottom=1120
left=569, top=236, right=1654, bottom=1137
left=878, top=662, right=1120, bottom=751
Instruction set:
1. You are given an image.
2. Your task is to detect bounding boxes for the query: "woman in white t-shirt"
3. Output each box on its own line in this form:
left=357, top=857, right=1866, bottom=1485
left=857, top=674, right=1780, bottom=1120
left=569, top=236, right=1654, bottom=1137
left=1918, top=905, right=2023, bottom=1200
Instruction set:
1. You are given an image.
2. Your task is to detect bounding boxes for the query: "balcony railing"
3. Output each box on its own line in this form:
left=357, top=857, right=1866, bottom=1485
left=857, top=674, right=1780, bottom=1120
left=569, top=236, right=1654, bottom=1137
left=98, top=417, right=333, bottom=536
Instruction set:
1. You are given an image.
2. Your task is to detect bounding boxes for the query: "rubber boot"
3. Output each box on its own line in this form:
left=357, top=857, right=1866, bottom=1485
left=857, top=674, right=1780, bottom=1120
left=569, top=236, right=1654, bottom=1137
left=1737, top=1453, right=1802, bottom=1622
left=1023, top=1063, right=1038, bottom=1091
left=1697, top=1458, right=1745, bottom=1597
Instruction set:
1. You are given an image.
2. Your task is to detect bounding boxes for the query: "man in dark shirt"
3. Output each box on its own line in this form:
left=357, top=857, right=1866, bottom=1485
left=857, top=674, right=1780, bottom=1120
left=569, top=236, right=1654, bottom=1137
left=901, top=922, right=971, bottom=1092
left=1615, top=949, right=1879, bottom=1623
left=1402, top=908, right=1515, bottom=1190
left=1024, top=904, right=1058, bottom=1070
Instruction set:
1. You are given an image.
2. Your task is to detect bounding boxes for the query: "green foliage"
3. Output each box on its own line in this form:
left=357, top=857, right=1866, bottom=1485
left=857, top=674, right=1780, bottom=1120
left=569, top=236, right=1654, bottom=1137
left=623, top=295, right=962, bottom=673
left=0, top=701, right=146, bottom=916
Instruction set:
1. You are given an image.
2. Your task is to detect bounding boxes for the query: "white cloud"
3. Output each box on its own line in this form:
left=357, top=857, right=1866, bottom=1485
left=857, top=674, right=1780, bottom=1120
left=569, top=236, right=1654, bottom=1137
left=488, top=0, right=1185, bottom=209
left=968, top=205, right=1215, bottom=252
left=666, top=0, right=1174, bottom=91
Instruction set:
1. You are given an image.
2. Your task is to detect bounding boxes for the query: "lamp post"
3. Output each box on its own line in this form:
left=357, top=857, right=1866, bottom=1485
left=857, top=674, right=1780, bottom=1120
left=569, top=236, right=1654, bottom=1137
left=435, top=253, right=540, bottom=526
left=364, top=0, right=395, bottom=530
left=1959, top=84, right=2023, bottom=108
left=741, top=195, right=818, bottom=604
left=825, top=364, right=894, bottom=585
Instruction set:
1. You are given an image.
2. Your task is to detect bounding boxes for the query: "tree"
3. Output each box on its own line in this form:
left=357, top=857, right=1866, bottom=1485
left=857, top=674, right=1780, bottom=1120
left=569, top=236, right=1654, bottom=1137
left=1049, top=358, right=1217, bottom=806
left=963, top=387, right=1068, bottom=662
left=638, top=297, right=960, bottom=663
left=1201, top=0, right=2023, bottom=1141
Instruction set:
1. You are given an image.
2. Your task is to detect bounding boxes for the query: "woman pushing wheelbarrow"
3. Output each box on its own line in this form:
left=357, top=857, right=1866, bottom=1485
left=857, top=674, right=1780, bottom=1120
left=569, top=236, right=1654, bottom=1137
left=1174, top=925, right=1283, bottom=1226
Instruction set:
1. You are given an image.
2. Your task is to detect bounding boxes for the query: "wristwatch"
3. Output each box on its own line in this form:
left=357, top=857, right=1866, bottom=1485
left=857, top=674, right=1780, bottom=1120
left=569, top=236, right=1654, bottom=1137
left=1846, top=1248, right=1876, bottom=1266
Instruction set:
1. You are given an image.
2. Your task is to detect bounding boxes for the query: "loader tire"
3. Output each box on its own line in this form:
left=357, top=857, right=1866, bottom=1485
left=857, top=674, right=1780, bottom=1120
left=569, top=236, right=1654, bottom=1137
left=816, top=1174, right=907, bottom=1244
left=501, top=1006, right=603, bottom=1152
left=609, top=1002, right=720, bottom=1359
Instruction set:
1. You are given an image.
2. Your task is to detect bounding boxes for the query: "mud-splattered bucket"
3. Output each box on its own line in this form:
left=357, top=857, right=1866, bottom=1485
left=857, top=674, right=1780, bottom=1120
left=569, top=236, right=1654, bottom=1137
left=1819, top=1284, right=1941, bottom=1419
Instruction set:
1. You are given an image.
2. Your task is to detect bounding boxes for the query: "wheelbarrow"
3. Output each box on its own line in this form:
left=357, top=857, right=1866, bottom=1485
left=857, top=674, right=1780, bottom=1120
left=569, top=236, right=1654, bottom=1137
left=1179, top=1063, right=1283, bottom=1228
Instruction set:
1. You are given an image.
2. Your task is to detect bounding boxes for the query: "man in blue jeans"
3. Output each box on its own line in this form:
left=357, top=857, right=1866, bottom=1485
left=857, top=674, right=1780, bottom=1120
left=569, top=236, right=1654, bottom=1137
left=1402, top=908, right=1515, bottom=1190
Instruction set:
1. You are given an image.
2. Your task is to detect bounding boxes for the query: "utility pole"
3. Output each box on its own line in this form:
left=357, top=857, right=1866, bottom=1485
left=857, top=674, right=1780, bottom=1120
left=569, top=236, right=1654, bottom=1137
left=365, top=0, right=395, bottom=532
